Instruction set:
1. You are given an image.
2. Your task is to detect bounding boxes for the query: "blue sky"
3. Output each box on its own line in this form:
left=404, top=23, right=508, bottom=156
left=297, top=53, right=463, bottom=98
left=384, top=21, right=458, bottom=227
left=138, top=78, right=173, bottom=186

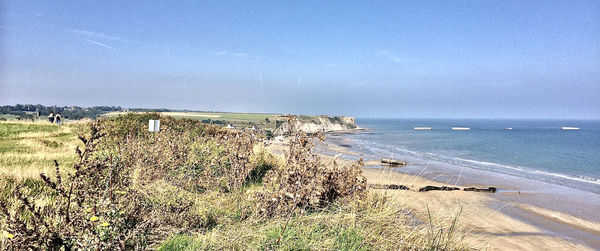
left=1, top=0, right=599, bottom=119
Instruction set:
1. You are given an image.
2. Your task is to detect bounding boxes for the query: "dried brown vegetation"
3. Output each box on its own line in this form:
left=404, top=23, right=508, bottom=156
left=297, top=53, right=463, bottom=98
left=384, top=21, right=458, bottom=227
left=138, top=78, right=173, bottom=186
left=0, top=114, right=468, bottom=250
left=255, top=117, right=366, bottom=217
left=0, top=113, right=272, bottom=250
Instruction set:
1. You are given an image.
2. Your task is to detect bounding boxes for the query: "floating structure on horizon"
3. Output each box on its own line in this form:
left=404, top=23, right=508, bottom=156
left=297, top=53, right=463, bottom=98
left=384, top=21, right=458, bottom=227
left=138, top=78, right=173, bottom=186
left=505, top=128, right=513, bottom=130
left=451, top=127, right=470, bottom=131
left=413, top=127, right=432, bottom=130
left=561, top=127, right=580, bottom=130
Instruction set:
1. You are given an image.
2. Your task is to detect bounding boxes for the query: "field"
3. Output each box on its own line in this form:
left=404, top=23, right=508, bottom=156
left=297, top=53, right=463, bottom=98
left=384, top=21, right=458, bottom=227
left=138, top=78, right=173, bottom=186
left=0, top=115, right=467, bottom=250
left=0, top=112, right=40, bottom=122
left=103, top=111, right=281, bottom=129
left=0, top=121, right=81, bottom=180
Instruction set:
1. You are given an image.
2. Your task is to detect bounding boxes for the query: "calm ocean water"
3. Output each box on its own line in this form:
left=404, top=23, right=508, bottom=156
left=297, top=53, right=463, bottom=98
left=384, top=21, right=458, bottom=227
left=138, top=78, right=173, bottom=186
left=329, top=118, right=600, bottom=194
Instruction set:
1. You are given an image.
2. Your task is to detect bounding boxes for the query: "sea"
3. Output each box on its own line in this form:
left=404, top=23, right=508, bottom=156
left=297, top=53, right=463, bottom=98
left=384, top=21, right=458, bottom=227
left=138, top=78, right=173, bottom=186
left=326, top=118, right=600, bottom=194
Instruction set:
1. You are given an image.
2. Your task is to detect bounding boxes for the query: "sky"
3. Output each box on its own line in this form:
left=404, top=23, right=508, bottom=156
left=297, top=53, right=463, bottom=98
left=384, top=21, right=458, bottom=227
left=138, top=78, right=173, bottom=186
left=1, top=0, right=599, bottom=119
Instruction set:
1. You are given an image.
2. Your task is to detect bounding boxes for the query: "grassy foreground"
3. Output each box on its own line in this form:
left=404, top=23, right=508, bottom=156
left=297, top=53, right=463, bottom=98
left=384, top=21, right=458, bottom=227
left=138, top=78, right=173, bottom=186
left=0, top=114, right=468, bottom=250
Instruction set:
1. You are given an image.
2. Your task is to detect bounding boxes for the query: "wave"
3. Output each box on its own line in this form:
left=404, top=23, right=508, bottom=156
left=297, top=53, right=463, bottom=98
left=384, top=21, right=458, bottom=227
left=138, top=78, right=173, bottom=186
left=534, top=170, right=600, bottom=185
left=393, top=147, right=424, bottom=157
left=358, top=140, right=600, bottom=188
left=452, top=157, right=525, bottom=172
left=392, top=146, right=525, bottom=172
left=449, top=157, right=600, bottom=186
left=333, top=133, right=600, bottom=191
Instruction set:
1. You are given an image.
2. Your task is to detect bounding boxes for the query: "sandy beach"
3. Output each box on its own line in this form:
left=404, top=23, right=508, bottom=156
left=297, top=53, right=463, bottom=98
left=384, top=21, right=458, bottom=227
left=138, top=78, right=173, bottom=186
left=361, top=167, right=598, bottom=250
left=270, top=136, right=600, bottom=250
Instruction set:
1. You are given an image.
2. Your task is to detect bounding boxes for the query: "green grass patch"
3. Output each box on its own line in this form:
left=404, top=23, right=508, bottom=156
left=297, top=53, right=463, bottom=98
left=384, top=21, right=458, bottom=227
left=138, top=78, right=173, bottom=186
left=0, top=122, right=80, bottom=179
left=0, top=122, right=59, bottom=138
left=103, top=111, right=282, bottom=129
left=158, top=234, right=196, bottom=251
left=0, top=123, right=52, bottom=153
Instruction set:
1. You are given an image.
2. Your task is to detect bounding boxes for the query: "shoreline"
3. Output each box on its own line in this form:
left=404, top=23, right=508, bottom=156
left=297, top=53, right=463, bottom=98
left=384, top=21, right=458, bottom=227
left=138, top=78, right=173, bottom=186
left=312, top=134, right=600, bottom=250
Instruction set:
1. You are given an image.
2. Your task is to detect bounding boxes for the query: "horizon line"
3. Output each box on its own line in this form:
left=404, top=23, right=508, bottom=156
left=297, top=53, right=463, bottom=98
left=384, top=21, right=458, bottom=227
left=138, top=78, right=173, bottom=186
left=2, top=103, right=599, bottom=120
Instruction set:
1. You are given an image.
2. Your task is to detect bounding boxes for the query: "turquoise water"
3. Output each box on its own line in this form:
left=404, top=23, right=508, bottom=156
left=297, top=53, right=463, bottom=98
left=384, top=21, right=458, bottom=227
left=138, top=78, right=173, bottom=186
left=331, top=119, right=600, bottom=193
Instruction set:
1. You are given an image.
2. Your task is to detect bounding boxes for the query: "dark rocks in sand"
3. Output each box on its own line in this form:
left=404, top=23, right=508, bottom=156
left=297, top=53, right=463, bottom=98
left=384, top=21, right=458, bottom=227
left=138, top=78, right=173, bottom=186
left=369, top=184, right=410, bottom=190
left=369, top=184, right=497, bottom=193
left=416, top=186, right=497, bottom=193
left=418, top=185, right=460, bottom=192
left=463, top=187, right=497, bottom=193
left=381, top=158, right=407, bottom=166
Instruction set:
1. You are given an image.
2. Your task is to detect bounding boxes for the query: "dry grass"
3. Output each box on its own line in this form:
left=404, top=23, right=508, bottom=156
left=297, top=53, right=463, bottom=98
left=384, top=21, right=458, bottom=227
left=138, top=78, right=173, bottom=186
left=0, top=115, right=471, bottom=250
left=158, top=191, right=468, bottom=250
left=254, top=117, right=366, bottom=217
left=0, top=121, right=81, bottom=180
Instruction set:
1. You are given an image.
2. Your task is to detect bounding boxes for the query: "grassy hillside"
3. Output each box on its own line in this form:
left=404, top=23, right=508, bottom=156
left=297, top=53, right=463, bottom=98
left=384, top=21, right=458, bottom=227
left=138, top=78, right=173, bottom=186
left=103, top=111, right=280, bottom=129
left=102, top=112, right=358, bottom=135
left=0, top=114, right=467, bottom=250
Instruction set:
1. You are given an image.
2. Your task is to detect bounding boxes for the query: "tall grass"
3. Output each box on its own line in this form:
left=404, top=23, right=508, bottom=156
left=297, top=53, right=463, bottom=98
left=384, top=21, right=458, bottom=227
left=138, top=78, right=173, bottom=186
left=0, top=115, right=469, bottom=250
left=158, top=191, right=467, bottom=250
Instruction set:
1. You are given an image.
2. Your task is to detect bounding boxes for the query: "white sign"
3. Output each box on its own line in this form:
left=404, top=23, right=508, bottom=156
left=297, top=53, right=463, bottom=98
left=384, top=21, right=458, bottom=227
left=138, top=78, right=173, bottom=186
left=148, top=120, right=160, bottom=132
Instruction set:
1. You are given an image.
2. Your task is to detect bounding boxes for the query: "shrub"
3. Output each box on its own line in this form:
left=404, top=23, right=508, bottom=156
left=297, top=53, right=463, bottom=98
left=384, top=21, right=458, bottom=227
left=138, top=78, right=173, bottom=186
left=0, top=113, right=468, bottom=250
left=214, top=130, right=264, bottom=191
left=254, top=116, right=366, bottom=217
left=100, top=114, right=266, bottom=193
left=0, top=114, right=269, bottom=250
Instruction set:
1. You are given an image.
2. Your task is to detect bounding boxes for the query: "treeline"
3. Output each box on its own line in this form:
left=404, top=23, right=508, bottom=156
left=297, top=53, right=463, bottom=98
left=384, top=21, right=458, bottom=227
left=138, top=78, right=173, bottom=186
left=0, top=104, right=123, bottom=120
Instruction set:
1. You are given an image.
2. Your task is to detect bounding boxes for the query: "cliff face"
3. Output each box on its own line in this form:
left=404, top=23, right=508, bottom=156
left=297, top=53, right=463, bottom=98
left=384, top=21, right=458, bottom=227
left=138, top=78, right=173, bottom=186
left=273, top=115, right=358, bottom=135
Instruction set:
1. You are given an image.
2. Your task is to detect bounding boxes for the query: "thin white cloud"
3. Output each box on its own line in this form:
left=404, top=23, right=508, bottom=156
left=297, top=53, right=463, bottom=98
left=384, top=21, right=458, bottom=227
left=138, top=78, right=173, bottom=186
left=69, top=29, right=141, bottom=45
left=210, top=50, right=228, bottom=56
left=390, top=56, right=409, bottom=63
left=84, top=39, right=116, bottom=49
left=376, top=50, right=412, bottom=63
left=210, top=50, right=250, bottom=58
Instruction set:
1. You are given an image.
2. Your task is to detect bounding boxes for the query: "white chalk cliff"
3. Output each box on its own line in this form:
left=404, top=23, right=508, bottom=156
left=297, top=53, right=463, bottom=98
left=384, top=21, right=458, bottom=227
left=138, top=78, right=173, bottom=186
left=273, top=116, right=358, bottom=135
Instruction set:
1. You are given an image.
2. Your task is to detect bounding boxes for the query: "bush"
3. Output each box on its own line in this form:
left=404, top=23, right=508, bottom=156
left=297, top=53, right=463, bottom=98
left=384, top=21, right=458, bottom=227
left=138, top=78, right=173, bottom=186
left=0, top=113, right=468, bottom=250
left=254, top=117, right=366, bottom=217
left=0, top=113, right=269, bottom=250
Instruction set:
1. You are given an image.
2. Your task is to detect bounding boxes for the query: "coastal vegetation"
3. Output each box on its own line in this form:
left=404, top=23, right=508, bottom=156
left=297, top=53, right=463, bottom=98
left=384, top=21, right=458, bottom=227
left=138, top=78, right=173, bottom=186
left=102, top=111, right=281, bottom=131
left=0, top=114, right=467, bottom=250
left=0, top=104, right=123, bottom=121
left=1, top=105, right=357, bottom=138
